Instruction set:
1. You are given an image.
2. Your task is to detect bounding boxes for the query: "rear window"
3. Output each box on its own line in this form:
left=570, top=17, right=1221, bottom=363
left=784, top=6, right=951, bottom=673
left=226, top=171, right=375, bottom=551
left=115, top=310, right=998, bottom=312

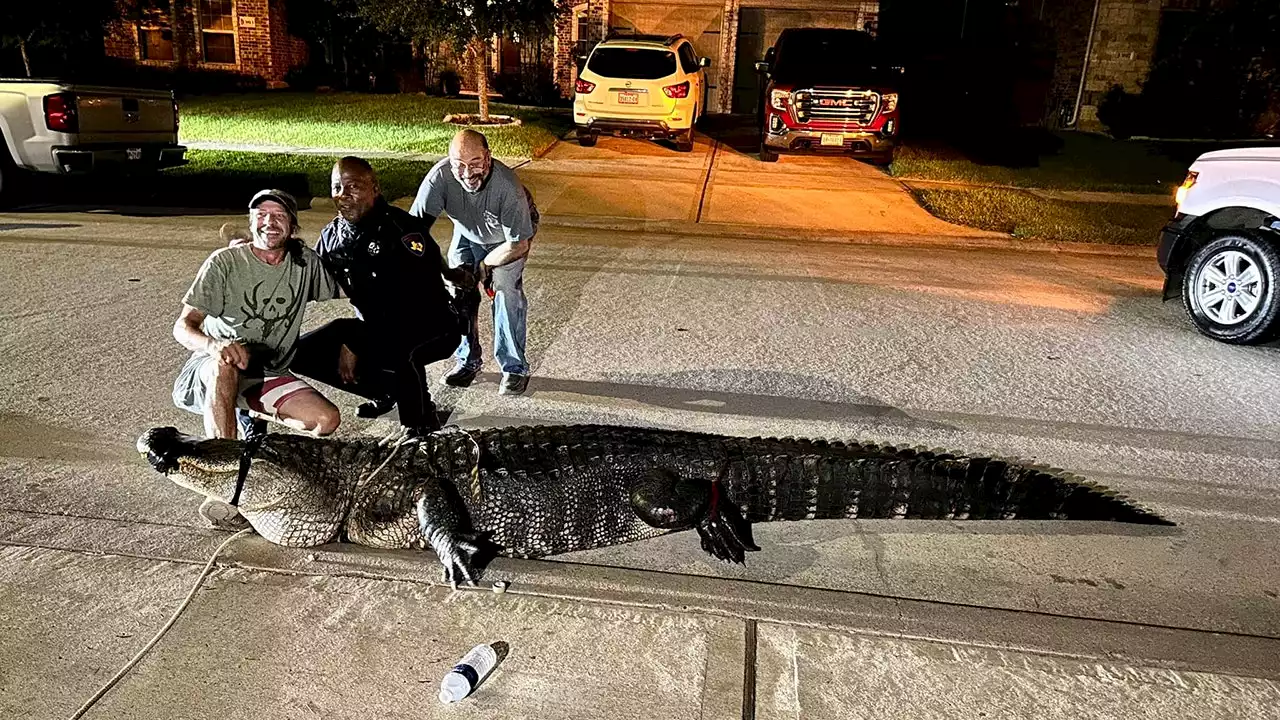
left=587, top=47, right=678, bottom=80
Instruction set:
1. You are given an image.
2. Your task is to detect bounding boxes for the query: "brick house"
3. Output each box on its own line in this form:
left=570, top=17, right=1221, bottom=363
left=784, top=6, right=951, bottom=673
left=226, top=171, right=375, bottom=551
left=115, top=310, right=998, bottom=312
left=551, top=0, right=880, bottom=113
left=104, top=0, right=308, bottom=88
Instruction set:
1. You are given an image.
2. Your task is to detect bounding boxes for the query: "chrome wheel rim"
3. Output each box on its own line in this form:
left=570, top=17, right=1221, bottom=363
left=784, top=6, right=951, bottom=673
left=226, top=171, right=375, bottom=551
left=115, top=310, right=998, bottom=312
left=1194, top=249, right=1263, bottom=325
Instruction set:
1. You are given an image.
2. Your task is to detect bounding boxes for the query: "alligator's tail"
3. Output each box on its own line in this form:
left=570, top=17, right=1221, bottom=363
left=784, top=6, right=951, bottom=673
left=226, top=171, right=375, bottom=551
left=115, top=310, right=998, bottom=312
left=722, top=439, right=1173, bottom=526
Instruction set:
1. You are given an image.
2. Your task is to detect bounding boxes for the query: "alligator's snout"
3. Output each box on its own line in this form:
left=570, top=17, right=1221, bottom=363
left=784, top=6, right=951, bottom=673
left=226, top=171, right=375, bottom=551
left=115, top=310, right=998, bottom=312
left=137, top=426, right=189, bottom=475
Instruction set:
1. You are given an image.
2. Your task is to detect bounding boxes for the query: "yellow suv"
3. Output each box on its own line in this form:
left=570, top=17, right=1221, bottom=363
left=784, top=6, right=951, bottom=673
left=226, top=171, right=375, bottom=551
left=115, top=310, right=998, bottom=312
left=573, top=34, right=710, bottom=152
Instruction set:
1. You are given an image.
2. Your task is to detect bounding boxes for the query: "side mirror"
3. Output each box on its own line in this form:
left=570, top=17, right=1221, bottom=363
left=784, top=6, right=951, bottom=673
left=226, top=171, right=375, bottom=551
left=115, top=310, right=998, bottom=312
left=754, top=61, right=769, bottom=74
left=699, top=56, right=711, bottom=68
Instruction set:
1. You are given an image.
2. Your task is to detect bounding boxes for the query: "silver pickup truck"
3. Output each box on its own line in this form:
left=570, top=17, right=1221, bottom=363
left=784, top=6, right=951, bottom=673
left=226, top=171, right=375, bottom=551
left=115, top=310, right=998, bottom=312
left=0, top=79, right=186, bottom=204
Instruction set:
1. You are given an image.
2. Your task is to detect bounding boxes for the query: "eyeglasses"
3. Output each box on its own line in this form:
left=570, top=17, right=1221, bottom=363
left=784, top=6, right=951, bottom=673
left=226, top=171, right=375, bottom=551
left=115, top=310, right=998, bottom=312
left=449, top=158, right=488, bottom=177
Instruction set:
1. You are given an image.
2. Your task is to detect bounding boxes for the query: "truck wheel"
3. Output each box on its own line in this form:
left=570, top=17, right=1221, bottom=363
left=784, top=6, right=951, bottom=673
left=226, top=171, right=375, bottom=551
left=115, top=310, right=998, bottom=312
left=578, top=131, right=598, bottom=147
left=0, top=134, right=19, bottom=207
left=865, top=152, right=894, bottom=167
left=1181, top=231, right=1280, bottom=344
left=675, top=129, right=694, bottom=153
left=759, top=139, right=778, bottom=163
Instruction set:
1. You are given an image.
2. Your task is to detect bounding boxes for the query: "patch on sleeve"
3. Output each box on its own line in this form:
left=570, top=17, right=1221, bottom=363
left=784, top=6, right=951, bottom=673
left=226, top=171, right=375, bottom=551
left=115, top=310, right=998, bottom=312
left=401, top=233, right=426, bottom=256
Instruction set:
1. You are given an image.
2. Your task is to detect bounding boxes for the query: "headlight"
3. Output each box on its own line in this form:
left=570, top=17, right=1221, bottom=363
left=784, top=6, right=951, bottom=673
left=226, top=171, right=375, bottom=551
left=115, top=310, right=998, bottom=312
left=770, top=89, right=790, bottom=111
left=880, top=93, right=899, bottom=114
left=1175, top=171, right=1198, bottom=208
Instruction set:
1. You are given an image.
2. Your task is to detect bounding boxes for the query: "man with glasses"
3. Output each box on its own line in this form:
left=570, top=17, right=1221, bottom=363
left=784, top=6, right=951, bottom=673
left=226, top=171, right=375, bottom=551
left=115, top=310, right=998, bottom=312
left=410, top=129, right=539, bottom=396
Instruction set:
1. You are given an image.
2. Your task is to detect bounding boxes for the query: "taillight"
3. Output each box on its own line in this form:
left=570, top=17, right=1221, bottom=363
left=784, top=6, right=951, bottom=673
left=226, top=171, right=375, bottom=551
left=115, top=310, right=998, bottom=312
left=1175, top=171, right=1198, bottom=208
left=663, top=81, right=690, bottom=99
left=575, top=78, right=596, bottom=94
left=44, top=93, right=78, bottom=133
left=173, top=98, right=180, bottom=132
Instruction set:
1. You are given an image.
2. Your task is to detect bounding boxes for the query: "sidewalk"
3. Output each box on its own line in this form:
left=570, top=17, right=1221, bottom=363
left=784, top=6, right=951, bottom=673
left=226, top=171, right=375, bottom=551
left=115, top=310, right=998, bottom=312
left=6, top=507, right=1279, bottom=719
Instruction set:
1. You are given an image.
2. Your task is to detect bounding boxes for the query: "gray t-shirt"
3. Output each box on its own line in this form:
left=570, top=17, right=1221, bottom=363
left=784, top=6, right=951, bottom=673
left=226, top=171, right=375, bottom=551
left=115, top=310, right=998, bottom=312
left=409, top=158, right=535, bottom=246
left=183, top=243, right=337, bottom=372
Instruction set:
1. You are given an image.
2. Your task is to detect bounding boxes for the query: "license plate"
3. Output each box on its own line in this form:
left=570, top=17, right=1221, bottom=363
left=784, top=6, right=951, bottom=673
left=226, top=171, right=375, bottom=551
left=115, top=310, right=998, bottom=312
left=127, top=148, right=143, bottom=161
left=819, top=133, right=844, bottom=147
left=617, top=91, right=639, bottom=105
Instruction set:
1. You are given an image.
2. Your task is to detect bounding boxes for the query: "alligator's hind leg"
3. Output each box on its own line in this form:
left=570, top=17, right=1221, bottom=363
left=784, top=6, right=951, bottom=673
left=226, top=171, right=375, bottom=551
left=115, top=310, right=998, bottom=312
left=629, top=467, right=760, bottom=564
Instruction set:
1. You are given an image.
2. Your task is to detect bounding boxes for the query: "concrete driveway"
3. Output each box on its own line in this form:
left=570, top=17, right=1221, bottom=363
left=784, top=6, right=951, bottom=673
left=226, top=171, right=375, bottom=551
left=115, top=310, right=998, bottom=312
left=519, top=121, right=993, bottom=239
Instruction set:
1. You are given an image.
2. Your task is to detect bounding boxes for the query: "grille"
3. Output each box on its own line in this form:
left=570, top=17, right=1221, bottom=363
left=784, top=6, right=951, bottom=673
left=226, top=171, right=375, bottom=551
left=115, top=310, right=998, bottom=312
left=793, top=89, right=879, bottom=125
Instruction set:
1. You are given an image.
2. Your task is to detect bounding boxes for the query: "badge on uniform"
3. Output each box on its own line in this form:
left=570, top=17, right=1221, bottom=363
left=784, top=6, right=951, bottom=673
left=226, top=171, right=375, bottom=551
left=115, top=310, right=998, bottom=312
left=402, top=233, right=426, bottom=256
left=367, top=240, right=381, bottom=256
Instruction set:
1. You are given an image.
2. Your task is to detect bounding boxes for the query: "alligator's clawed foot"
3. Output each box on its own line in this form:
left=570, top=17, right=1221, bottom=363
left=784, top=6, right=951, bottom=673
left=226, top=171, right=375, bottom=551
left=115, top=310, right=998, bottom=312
left=429, top=531, right=484, bottom=589
left=695, top=480, right=760, bottom=564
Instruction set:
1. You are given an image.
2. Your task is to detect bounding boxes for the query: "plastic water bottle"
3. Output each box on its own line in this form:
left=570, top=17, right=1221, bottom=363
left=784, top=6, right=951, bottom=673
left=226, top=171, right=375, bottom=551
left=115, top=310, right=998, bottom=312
left=439, top=643, right=499, bottom=703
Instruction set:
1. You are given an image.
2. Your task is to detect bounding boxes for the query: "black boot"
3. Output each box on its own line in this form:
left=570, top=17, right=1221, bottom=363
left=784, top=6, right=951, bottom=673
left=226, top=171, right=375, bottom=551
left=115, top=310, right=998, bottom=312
left=357, top=395, right=397, bottom=419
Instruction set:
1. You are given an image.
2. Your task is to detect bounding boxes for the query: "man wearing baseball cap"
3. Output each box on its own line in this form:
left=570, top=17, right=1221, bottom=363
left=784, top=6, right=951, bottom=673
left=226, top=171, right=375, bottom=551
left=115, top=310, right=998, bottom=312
left=171, top=189, right=341, bottom=451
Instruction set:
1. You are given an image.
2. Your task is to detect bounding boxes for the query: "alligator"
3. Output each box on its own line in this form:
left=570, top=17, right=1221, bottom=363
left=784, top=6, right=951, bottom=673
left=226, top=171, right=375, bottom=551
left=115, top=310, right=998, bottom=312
left=136, top=424, right=1173, bottom=585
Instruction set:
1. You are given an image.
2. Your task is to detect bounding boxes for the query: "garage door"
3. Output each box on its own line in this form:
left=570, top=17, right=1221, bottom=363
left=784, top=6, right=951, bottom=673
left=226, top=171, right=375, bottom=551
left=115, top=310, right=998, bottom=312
left=610, top=2, right=724, bottom=102
left=732, top=5, right=879, bottom=114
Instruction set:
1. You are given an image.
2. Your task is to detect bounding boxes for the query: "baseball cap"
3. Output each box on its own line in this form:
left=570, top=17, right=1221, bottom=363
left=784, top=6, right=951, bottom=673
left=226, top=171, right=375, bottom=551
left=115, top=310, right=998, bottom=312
left=248, top=189, right=299, bottom=226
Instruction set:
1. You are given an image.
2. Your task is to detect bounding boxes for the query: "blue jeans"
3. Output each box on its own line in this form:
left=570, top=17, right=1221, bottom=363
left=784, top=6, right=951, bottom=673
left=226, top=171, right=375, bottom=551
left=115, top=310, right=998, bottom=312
left=447, top=235, right=529, bottom=375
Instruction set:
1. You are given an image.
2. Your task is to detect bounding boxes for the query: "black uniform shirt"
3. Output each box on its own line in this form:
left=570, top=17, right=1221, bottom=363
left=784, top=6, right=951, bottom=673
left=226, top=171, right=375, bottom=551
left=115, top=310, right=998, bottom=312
left=316, top=199, right=455, bottom=343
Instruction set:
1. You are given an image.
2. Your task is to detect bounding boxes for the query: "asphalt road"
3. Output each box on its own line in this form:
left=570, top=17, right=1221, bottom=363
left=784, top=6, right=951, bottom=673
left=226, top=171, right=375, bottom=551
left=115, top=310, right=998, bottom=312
left=3, top=204, right=1280, bottom=716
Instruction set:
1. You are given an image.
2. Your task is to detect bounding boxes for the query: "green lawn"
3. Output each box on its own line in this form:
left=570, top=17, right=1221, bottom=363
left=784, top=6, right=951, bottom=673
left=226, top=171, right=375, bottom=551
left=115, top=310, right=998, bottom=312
left=169, top=150, right=437, bottom=203
left=891, top=133, right=1191, bottom=195
left=910, top=187, right=1174, bottom=245
left=179, top=93, right=572, bottom=158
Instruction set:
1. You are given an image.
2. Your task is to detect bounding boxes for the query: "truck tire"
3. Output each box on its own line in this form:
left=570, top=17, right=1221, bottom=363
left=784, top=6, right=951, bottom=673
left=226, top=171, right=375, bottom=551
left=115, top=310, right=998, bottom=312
left=1181, top=230, right=1280, bottom=344
left=0, top=136, right=19, bottom=208
left=759, top=138, right=778, bottom=163
left=675, top=129, right=694, bottom=153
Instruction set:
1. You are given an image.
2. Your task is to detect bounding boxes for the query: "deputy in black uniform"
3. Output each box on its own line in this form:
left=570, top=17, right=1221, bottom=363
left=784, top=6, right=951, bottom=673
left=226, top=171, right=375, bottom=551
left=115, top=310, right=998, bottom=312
left=291, top=156, right=472, bottom=434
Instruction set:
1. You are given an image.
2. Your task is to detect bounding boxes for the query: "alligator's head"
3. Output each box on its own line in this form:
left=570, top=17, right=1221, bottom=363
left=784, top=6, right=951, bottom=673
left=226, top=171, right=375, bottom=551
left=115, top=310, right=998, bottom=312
left=137, top=426, right=244, bottom=502
left=137, top=426, right=352, bottom=547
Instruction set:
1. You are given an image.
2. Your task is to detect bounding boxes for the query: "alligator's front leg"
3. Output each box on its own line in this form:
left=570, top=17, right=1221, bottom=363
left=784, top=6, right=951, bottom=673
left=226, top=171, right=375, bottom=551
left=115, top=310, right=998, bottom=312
left=629, top=466, right=761, bottom=563
left=415, top=482, right=487, bottom=588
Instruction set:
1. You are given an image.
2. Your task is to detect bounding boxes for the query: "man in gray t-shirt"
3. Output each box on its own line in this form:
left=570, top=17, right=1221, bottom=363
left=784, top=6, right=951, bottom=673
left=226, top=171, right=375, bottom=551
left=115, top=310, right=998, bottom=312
left=410, top=129, right=538, bottom=396
left=172, top=189, right=341, bottom=441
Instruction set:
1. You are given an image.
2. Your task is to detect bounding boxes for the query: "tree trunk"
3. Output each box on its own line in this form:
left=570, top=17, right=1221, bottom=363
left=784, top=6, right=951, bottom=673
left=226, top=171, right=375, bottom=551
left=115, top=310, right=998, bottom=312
left=473, top=38, right=490, bottom=121
left=19, top=37, right=32, bottom=78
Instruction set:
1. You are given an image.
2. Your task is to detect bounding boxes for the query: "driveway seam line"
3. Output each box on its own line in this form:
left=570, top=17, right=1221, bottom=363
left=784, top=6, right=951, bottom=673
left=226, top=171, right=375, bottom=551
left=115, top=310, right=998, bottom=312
left=695, top=135, right=721, bottom=223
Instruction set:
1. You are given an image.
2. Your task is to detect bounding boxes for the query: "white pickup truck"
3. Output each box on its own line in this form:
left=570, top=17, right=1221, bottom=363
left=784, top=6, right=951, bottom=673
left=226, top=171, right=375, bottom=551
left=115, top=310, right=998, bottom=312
left=1158, top=146, right=1280, bottom=344
left=0, top=79, right=186, bottom=205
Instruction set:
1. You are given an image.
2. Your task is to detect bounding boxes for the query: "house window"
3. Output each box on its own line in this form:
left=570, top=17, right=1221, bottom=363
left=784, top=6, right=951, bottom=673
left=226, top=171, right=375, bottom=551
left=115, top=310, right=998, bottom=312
left=199, top=0, right=237, bottom=65
left=139, top=28, right=175, bottom=61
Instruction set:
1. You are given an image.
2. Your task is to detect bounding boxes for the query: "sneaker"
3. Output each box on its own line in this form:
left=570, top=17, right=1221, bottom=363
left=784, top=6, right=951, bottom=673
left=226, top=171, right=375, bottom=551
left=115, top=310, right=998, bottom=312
left=357, top=396, right=397, bottom=419
left=236, top=409, right=267, bottom=442
left=440, top=363, right=480, bottom=388
left=198, top=497, right=250, bottom=531
left=499, top=372, right=530, bottom=396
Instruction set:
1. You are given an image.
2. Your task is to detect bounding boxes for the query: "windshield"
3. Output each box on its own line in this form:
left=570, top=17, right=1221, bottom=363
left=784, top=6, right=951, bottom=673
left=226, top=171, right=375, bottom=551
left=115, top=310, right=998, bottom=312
left=587, top=47, right=678, bottom=80
left=774, top=31, right=880, bottom=76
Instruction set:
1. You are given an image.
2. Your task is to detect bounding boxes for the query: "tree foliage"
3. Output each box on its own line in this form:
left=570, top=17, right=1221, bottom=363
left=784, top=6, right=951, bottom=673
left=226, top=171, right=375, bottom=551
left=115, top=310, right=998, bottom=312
left=354, top=0, right=560, bottom=119
left=1, top=1, right=116, bottom=77
left=1141, top=0, right=1280, bottom=137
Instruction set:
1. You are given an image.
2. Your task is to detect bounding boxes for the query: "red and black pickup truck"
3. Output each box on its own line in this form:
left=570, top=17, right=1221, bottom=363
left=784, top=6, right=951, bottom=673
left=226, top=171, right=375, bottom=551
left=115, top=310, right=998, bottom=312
left=755, top=28, right=901, bottom=164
